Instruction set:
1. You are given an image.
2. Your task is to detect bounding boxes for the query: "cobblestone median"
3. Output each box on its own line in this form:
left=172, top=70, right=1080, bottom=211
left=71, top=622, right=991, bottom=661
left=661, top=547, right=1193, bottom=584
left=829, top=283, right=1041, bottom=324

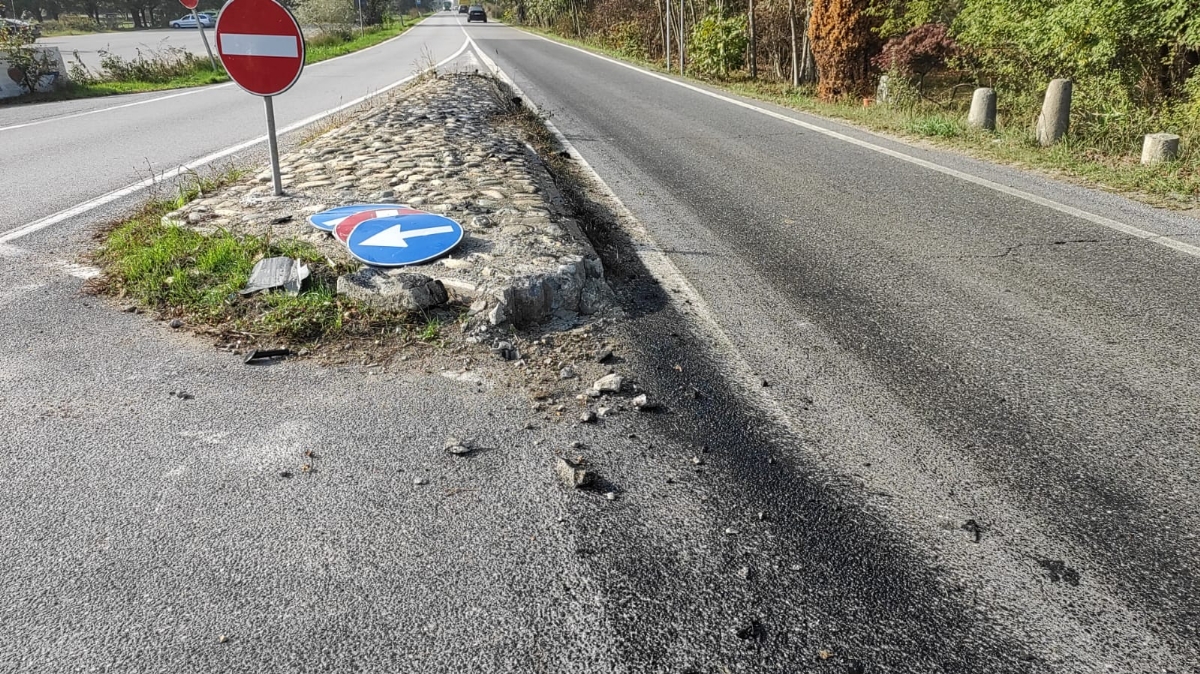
left=165, top=73, right=612, bottom=328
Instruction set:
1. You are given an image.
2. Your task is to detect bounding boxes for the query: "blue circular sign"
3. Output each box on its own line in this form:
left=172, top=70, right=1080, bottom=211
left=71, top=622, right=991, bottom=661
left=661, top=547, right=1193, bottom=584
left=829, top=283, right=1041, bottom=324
left=345, top=213, right=464, bottom=267
left=308, top=203, right=404, bottom=232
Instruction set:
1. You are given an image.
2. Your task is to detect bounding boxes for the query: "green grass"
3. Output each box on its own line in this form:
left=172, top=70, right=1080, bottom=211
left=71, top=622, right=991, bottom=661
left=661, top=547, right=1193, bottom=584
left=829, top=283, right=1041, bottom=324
left=524, top=26, right=1200, bottom=209
left=6, top=17, right=420, bottom=105
left=93, top=173, right=441, bottom=345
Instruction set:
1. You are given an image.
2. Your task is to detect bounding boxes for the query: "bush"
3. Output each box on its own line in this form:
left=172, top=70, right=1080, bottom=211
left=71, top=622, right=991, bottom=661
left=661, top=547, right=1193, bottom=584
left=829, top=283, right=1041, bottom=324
left=689, top=14, right=748, bottom=78
left=296, top=0, right=357, bottom=39
left=98, top=47, right=210, bottom=83
left=873, top=23, right=958, bottom=83
left=603, top=20, right=645, bottom=60
left=40, top=15, right=101, bottom=33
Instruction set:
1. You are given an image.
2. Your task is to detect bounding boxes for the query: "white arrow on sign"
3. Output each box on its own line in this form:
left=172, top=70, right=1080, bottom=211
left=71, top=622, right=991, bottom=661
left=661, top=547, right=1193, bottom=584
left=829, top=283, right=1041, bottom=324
left=329, top=209, right=401, bottom=228
left=358, top=224, right=456, bottom=248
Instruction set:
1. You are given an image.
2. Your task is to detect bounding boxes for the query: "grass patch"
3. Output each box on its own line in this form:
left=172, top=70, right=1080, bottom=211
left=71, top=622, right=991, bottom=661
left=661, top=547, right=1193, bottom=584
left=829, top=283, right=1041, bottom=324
left=92, top=173, right=448, bottom=347
left=523, top=27, right=1200, bottom=209
left=6, top=17, right=420, bottom=105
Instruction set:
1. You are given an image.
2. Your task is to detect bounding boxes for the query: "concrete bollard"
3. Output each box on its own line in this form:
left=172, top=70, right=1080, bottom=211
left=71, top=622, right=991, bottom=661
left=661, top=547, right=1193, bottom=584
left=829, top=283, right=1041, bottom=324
left=1036, top=79, right=1072, bottom=146
left=967, top=87, right=996, bottom=131
left=1141, top=133, right=1181, bottom=165
left=876, top=75, right=890, bottom=104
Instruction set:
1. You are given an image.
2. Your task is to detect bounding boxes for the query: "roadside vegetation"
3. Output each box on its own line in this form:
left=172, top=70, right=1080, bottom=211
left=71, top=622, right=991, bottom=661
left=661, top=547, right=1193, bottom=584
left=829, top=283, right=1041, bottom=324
left=501, top=0, right=1200, bottom=207
left=91, top=171, right=449, bottom=348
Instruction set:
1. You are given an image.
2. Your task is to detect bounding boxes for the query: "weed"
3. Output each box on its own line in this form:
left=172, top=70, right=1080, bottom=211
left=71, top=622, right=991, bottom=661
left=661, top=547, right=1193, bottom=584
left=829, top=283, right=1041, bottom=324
left=418, top=317, right=442, bottom=342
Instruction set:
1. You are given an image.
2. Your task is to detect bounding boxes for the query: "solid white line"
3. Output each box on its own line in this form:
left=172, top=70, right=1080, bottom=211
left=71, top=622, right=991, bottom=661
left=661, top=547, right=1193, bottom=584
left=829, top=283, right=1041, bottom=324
left=516, top=30, right=1200, bottom=260
left=0, top=14, right=441, bottom=134
left=0, top=38, right=471, bottom=245
left=218, top=33, right=299, bottom=58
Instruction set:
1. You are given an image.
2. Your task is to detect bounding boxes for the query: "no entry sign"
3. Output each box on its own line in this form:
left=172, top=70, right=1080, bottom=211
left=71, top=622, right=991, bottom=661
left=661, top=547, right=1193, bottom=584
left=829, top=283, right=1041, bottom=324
left=215, top=0, right=305, bottom=97
left=179, top=0, right=198, bottom=10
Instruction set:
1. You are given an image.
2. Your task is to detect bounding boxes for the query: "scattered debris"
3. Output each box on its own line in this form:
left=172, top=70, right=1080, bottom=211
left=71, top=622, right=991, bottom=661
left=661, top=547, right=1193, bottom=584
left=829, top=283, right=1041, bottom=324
left=240, top=256, right=310, bottom=296
left=962, top=519, right=984, bottom=543
left=413, top=476, right=429, bottom=486
left=121, top=305, right=139, bottom=313
left=495, top=341, right=521, bottom=361
left=736, top=619, right=767, bottom=643
left=217, top=635, right=228, bottom=644
left=757, top=511, right=766, bottom=521
left=168, top=390, right=194, bottom=400
left=736, top=566, right=752, bottom=580
left=605, top=491, right=617, bottom=501
left=596, top=347, right=613, bottom=363
left=556, top=457, right=592, bottom=488
left=691, top=456, right=704, bottom=465
left=592, top=373, right=623, bottom=394
left=580, top=410, right=597, bottom=423
left=597, top=406, right=612, bottom=418
left=1039, top=559, right=1081, bottom=586
left=633, top=393, right=657, bottom=410
left=444, top=437, right=473, bottom=455
left=818, top=649, right=833, bottom=660
left=280, top=471, right=293, bottom=479
left=559, top=366, right=577, bottom=380
left=244, top=348, right=291, bottom=365
left=168, top=318, right=184, bottom=329
left=724, top=527, right=739, bottom=536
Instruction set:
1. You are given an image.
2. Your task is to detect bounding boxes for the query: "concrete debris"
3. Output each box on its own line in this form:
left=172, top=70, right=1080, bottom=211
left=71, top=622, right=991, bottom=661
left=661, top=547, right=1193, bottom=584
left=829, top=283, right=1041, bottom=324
left=168, top=318, right=184, bottom=329
left=597, top=406, right=612, bottom=418
left=413, top=476, right=429, bottom=485
left=494, top=341, right=521, bottom=361
left=592, top=373, right=623, bottom=394
left=605, top=491, right=617, bottom=501
left=691, top=456, right=703, bottom=465
left=444, top=437, right=473, bottom=455
left=556, top=457, right=592, bottom=488
left=633, top=393, right=656, bottom=410
left=336, top=269, right=448, bottom=311
left=580, top=410, right=597, bottom=423
left=737, top=566, right=752, bottom=580
left=559, top=366, right=577, bottom=380
left=724, top=527, right=739, bottom=536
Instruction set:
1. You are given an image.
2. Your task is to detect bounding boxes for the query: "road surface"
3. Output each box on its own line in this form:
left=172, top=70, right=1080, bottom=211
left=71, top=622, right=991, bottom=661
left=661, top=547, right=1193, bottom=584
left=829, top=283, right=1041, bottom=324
left=2, top=11, right=1199, bottom=673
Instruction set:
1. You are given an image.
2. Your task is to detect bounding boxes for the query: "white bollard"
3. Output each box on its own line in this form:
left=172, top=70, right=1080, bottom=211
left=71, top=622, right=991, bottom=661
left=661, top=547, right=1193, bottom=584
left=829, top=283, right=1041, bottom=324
left=967, top=87, right=996, bottom=131
left=876, top=75, right=890, bottom=104
left=1141, top=133, right=1181, bottom=165
left=1036, top=79, right=1072, bottom=147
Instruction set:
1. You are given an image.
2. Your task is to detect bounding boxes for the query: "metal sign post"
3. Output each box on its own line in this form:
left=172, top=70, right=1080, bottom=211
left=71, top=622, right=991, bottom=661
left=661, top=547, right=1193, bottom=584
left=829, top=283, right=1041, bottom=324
left=191, top=9, right=218, bottom=70
left=678, top=0, right=683, bottom=73
left=263, top=95, right=282, bottom=196
left=665, top=0, right=670, bottom=71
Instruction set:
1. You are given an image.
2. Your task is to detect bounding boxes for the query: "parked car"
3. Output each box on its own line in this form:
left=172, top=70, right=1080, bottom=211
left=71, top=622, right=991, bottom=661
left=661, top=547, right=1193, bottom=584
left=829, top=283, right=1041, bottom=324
left=169, top=13, right=215, bottom=29
left=466, top=5, right=486, bottom=21
left=457, top=4, right=469, bottom=13
left=1, top=17, right=41, bottom=38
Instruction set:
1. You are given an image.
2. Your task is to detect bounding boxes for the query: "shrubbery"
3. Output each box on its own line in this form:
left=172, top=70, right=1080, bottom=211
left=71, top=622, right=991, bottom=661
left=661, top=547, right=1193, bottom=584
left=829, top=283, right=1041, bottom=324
left=689, top=14, right=748, bottom=78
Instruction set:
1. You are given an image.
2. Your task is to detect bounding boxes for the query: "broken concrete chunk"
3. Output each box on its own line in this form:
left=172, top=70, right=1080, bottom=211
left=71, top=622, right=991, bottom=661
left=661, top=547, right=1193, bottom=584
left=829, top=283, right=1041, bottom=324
left=633, top=393, right=656, bottom=410
left=580, top=410, right=597, bottom=423
left=241, top=257, right=310, bottom=296
left=336, top=268, right=448, bottom=310
left=444, top=437, right=473, bottom=455
left=592, top=374, right=623, bottom=394
left=555, top=457, right=592, bottom=488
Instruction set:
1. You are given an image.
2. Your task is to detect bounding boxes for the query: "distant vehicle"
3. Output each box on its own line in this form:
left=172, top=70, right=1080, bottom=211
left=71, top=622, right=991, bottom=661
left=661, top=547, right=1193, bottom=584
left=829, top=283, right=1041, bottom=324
left=442, top=1, right=452, bottom=9
left=466, top=4, right=486, bottom=21
left=169, top=13, right=215, bottom=29
left=457, top=4, right=469, bottom=13
left=1, top=17, right=40, bottom=38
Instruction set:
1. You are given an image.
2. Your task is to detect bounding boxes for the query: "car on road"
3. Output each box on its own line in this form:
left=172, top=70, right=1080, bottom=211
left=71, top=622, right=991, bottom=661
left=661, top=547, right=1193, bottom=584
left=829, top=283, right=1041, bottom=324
left=457, top=4, right=469, bottom=13
left=169, top=13, right=215, bottom=29
left=467, top=5, right=487, bottom=21
left=1, top=17, right=40, bottom=38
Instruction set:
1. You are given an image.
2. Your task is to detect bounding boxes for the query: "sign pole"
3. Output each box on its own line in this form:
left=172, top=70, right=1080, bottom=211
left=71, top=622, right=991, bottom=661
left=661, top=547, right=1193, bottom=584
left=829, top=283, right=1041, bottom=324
left=192, top=9, right=218, bottom=70
left=263, top=95, right=283, bottom=196
left=678, top=0, right=683, bottom=74
left=356, top=0, right=363, bottom=36
left=665, top=0, right=670, bottom=71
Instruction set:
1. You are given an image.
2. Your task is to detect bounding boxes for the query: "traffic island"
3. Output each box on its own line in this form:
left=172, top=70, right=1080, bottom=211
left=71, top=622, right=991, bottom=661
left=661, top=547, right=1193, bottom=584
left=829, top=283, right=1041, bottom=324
left=91, top=73, right=614, bottom=358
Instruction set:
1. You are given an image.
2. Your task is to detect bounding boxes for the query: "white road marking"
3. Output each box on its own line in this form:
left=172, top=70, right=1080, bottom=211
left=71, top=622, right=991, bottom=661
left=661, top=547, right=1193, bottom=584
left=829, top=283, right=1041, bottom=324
left=0, top=38, right=471, bottom=245
left=0, top=14, right=441, bottom=134
left=358, top=224, right=455, bottom=248
left=511, top=29, right=1200, bottom=260
left=218, top=33, right=299, bottom=58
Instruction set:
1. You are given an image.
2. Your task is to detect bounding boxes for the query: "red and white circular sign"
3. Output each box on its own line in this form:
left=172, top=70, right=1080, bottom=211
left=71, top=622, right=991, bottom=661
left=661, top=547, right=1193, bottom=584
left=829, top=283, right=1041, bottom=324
left=179, top=0, right=199, bottom=11
left=215, top=0, right=305, bottom=97
left=334, top=207, right=424, bottom=243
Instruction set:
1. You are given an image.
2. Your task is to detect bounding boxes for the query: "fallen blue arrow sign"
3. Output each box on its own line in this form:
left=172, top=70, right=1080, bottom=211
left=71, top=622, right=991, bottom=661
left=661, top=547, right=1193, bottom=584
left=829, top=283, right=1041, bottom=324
left=307, top=203, right=405, bottom=232
left=345, top=213, right=464, bottom=266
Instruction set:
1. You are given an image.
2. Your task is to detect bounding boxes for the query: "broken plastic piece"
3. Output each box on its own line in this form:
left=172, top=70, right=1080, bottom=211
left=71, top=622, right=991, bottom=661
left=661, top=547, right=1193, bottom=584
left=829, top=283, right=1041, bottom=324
left=244, top=348, right=292, bottom=365
left=240, top=257, right=310, bottom=296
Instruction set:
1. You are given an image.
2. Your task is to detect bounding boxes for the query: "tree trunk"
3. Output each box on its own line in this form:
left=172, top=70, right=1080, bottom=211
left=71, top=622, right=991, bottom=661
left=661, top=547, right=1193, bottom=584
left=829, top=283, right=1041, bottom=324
left=788, top=0, right=798, bottom=87
left=748, top=0, right=756, bottom=79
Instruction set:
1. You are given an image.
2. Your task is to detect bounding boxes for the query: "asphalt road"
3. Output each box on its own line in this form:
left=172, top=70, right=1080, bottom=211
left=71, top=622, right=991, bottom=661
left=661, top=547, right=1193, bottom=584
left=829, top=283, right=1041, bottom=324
left=466, top=20, right=1200, bottom=673
left=37, top=27, right=215, bottom=71
left=3, top=12, right=1200, bottom=673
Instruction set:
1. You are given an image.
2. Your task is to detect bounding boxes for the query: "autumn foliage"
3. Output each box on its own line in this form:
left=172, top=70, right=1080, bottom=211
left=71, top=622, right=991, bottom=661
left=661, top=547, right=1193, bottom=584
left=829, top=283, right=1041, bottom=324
left=808, top=0, right=878, bottom=100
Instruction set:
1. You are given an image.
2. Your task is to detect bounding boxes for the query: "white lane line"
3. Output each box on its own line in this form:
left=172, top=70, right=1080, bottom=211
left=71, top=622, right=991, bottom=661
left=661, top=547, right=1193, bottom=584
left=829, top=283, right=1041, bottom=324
left=0, top=38, right=471, bottom=245
left=514, top=30, right=1200, bottom=260
left=0, top=14, right=441, bottom=134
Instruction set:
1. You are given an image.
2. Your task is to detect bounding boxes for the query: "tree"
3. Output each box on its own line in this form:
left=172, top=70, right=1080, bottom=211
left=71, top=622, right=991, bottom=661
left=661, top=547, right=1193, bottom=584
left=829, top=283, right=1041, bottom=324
left=808, top=0, right=877, bottom=99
